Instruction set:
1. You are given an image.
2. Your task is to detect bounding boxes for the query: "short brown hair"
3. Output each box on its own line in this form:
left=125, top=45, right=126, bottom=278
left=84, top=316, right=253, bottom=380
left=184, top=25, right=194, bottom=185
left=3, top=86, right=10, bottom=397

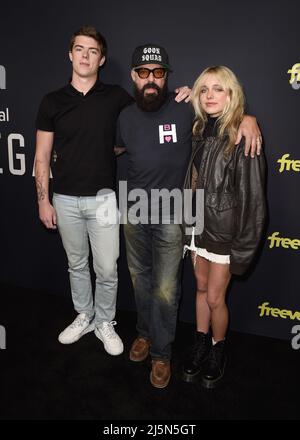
left=69, top=25, right=107, bottom=57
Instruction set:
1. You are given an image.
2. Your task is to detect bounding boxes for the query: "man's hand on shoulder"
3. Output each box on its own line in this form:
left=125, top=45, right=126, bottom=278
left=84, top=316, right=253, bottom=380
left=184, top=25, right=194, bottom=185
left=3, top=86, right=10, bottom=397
left=174, top=86, right=192, bottom=103
left=236, top=115, right=262, bottom=158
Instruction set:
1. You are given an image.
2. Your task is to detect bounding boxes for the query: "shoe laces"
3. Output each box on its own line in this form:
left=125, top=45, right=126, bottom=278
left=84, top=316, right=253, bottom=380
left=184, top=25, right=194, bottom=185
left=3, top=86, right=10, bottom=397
left=99, top=321, right=118, bottom=339
left=70, top=314, right=89, bottom=329
left=207, top=342, right=224, bottom=366
left=191, top=334, right=208, bottom=358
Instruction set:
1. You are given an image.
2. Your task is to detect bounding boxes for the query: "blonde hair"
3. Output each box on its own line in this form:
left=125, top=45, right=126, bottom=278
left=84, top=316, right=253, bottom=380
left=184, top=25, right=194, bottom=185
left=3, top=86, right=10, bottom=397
left=192, top=66, right=245, bottom=155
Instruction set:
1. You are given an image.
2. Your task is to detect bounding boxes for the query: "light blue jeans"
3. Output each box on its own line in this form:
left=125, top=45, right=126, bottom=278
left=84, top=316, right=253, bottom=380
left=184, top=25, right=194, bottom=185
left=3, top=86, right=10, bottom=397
left=53, top=192, right=119, bottom=326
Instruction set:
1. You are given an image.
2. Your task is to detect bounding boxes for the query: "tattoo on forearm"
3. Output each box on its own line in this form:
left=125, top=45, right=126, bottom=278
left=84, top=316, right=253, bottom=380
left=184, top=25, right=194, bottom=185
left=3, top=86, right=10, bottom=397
left=36, top=180, right=46, bottom=201
left=35, top=164, right=47, bottom=202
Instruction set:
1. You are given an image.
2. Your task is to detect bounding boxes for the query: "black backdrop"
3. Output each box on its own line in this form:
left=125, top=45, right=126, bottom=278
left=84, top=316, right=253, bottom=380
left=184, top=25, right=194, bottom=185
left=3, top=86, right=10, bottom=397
left=0, top=0, right=299, bottom=340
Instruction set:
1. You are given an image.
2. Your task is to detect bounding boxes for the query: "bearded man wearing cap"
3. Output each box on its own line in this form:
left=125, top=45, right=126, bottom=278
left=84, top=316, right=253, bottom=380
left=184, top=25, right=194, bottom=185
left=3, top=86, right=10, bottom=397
left=116, top=44, right=261, bottom=388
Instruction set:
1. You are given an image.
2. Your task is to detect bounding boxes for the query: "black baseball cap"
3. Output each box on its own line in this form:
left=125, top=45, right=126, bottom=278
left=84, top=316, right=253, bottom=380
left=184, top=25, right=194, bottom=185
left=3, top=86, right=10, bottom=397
left=131, top=43, right=171, bottom=70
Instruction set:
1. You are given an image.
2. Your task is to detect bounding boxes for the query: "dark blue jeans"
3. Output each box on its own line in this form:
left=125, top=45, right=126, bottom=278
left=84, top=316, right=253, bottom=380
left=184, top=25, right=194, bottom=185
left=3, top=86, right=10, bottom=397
left=124, top=222, right=183, bottom=360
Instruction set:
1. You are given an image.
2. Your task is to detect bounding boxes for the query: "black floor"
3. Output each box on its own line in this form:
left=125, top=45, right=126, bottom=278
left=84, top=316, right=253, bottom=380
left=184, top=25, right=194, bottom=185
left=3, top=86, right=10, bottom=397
left=1, top=283, right=299, bottom=421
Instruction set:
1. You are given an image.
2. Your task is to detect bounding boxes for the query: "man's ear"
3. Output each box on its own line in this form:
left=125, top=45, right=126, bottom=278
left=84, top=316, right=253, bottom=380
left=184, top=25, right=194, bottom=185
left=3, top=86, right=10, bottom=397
left=131, top=69, right=136, bottom=81
left=99, top=56, right=106, bottom=67
left=69, top=51, right=73, bottom=62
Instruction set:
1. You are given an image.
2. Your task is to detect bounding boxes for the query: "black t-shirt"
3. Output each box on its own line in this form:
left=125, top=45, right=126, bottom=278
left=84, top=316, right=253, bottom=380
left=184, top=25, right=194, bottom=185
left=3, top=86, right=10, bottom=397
left=36, top=80, right=133, bottom=196
left=117, top=93, right=193, bottom=196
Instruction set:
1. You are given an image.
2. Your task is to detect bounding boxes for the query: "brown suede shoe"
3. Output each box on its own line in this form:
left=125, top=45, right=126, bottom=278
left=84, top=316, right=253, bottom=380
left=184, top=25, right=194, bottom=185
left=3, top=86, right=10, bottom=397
left=129, top=336, right=150, bottom=362
left=150, top=360, right=171, bottom=388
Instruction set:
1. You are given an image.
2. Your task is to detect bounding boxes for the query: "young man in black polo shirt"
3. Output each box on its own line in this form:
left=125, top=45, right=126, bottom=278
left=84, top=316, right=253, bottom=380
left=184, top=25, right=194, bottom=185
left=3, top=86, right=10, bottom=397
left=117, top=44, right=262, bottom=388
left=35, top=26, right=132, bottom=355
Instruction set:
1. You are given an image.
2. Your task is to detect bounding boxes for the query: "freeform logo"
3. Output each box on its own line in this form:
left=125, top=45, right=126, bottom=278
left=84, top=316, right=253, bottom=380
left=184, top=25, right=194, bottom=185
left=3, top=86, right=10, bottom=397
left=258, top=302, right=300, bottom=321
left=159, top=124, right=177, bottom=144
left=287, top=63, right=300, bottom=90
left=277, top=153, right=300, bottom=172
left=0, top=65, right=6, bottom=90
left=267, top=232, right=300, bottom=250
left=0, top=325, right=6, bottom=349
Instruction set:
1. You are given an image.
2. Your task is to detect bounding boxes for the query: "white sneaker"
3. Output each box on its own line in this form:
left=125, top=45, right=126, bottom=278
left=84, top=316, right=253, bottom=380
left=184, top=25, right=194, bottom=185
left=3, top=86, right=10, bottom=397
left=58, top=313, right=95, bottom=344
left=95, top=321, right=124, bottom=355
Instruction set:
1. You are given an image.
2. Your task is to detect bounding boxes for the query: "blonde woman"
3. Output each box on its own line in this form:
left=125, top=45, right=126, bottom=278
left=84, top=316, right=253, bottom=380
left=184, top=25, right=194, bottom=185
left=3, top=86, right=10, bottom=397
left=182, top=66, right=266, bottom=388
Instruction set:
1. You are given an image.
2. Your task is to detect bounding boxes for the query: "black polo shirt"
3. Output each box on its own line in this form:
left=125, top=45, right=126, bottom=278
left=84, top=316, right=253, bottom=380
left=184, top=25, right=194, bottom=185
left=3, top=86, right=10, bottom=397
left=36, top=80, right=133, bottom=196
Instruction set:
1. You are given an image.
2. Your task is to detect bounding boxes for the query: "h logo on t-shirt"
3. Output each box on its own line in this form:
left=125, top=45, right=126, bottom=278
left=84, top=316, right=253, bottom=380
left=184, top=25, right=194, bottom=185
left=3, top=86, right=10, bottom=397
left=159, top=124, right=177, bottom=144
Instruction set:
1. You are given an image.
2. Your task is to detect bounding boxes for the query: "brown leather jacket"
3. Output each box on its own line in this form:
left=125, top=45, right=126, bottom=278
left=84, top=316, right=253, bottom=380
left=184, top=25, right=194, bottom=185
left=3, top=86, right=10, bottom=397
left=183, top=135, right=266, bottom=275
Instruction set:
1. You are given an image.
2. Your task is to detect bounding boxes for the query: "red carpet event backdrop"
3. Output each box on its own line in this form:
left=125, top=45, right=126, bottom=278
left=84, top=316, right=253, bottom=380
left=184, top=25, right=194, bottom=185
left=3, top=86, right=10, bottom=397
left=0, top=0, right=299, bottom=340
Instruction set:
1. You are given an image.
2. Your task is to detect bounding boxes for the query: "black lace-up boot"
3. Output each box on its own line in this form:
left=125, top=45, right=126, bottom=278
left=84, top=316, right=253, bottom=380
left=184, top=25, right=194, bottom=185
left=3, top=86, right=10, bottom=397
left=182, top=331, right=211, bottom=382
left=201, top=340, right=226, bottom=389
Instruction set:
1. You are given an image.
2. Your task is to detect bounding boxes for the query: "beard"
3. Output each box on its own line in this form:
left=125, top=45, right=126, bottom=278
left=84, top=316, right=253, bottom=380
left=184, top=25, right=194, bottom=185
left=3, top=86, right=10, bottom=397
left=134, top=81, right=168, bottom=112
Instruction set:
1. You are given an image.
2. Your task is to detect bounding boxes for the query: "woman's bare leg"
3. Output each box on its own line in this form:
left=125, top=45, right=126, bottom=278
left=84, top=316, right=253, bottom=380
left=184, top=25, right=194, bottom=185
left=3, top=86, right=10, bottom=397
left=193, top=253, right=211, bottom=333
left=182, top=253, right=212, bottom=382
left=206, top=262, right=231, bottom=341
